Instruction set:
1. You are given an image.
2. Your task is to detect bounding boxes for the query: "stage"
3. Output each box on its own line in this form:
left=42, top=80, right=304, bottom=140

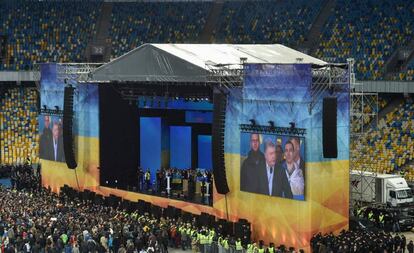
left=40, top=44, right=351, bottom=251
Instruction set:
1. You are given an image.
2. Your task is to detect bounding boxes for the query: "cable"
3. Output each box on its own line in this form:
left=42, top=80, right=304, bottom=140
left=225, top=194, right=229, bottom=220
left=74, top=168, right=81, bottom=191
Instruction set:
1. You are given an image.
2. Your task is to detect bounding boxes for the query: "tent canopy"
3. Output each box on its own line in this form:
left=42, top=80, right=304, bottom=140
left=91, top=44, right=327, bottom=83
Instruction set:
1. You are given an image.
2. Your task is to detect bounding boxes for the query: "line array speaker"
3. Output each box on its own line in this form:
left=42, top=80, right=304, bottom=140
left=212, top=92, right=229, bottom=194
left=63, top=86, right=77, bottom=169
left=322, top=97, right=338, bottom=158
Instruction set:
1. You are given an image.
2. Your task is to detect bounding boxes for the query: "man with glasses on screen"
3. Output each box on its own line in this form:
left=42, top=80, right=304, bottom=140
left=240, top=133, right=265, bottom=192
left=257, top=140, right=292, bottom=198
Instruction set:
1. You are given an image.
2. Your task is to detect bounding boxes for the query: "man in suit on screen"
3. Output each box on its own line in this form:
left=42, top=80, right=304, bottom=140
left=39, top=115, right=52, bottom=159
left=51, top=121, right=65, bottom=162
left=240, top=133, right=265, bottom=192
left=256, top=140, right=292, bottom=198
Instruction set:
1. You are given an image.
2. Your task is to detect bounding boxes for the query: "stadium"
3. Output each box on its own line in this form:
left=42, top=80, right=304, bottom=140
left=0, top=0, right=414, bottom=252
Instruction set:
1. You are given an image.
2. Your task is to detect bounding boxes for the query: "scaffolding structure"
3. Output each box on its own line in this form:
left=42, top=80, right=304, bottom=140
left=56, top=63, right=103, bottom=84
left=348, top=58, right=379, bottom=210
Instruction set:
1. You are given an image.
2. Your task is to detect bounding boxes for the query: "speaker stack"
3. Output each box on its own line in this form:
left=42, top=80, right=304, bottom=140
left=63, top=86, right=77, bottom=169
left=212, top=92, right=230, bottom=194
left=322, top=97, right=338, bottom=158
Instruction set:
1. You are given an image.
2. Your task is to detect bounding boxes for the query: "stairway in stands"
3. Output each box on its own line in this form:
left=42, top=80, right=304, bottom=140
left=303, top=0, right=336, bottom=54
left=198, top=0, right=224, bottom=43
left=86, top=2, right=113, bottom=62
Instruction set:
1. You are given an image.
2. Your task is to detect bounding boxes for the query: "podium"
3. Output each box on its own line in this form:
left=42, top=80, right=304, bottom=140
left=166, top=176, right=171, bottom=195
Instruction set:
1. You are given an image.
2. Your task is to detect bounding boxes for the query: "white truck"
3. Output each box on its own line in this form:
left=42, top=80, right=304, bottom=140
left=351, top=170, right=413, bottom=207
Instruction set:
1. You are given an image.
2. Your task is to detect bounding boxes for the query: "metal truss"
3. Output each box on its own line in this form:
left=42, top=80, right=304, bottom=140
left=56, top=63, right=103, bottom=84
left=33, top=64, right=41, bottom=91
left=239, top=124, right=306, bottom=136
left=348, top=58, right=379, bottom=210
left=39, top=108, right=64, bottom=116
left=309, top=63, right=349, bottom=114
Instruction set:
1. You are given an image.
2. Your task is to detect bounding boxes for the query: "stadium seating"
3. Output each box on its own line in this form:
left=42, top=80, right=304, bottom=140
left=0, top=0, right=413, bottom=80
left=393, top=59, right=414, bottom=81
left=110, top=2, right=211, bottom=58
left=0, top=88, right=39, bottom=165
left=0, top=0, right=100, bottom=70
left=315, top=0, right=414, bottom=80
left=213, top=0, right=322, bottom=45
left=352, top=98, right=414, bottom=181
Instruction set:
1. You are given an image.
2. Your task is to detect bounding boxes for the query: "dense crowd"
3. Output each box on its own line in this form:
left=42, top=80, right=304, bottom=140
left=311, top=230, right=413, bottom=253
left=0, top=179, right=303, bottom=253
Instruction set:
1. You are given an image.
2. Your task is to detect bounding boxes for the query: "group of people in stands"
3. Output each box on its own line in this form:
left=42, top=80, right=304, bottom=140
left=0, top=174, right=301, bottom=253
left=136, top=167, right=213, bottom=205
left=311, top=230, right=413, bottom=253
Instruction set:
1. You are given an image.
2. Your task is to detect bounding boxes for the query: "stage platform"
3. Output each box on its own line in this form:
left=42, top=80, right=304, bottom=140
left=89, top=185, right=216, bottom=216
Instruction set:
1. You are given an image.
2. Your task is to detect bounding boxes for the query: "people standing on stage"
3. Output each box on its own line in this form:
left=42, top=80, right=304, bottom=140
left=282, top=140, right=304, bottom=197
left=137, top=167, right=144, bottom=191
left=156, top=169, right=164, bottom=193
left=145, top=169, right=151, bottom=191
left=240, top=133, right=265, bottom=193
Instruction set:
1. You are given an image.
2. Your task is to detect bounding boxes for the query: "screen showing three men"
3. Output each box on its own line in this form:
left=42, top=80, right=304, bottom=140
left=240, top=132, right=305, bottom=200
left=39, top=115, right=65, bottom=162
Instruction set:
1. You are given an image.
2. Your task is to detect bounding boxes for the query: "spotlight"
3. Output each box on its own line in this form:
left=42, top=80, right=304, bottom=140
left=268, top=121, right=275, bottom=128
left=249, top=119, right=256, bottom=126
left=289, top=122, right=296, bottom=129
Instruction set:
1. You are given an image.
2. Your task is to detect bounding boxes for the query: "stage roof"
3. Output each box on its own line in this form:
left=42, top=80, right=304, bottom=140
left=91, top=44, right=327, bottom=83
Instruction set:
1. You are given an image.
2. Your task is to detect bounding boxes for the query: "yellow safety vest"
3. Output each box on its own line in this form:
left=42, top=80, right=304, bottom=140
left=218, top=237, right=223, bottom=246
left=258, top=248, right=265, bottom=253
left=247, top=244, right=253, bottom=253
left=268, top=247, right=275, bottom=253
left=223, top=240, right=229, bottom=249
left=208, top=235, right=213, bottom=244
left=145, top=172, right=150, bottom=180
left=236, top=241, right=243, bottom=250
left=379, top=215, right=385, bottom=223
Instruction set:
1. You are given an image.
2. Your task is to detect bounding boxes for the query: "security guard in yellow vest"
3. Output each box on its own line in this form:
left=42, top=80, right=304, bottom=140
left=266, top=243, right=275, bottom=253
left=356, top=207, right=363, bottom=218
left=368, top=210, right=375, bottom=222
left=257, top=241, right=265, bottom=253
left=223, top=237, right=230, bottom=253
left=379, top=212, right=385, bottom=227
left=235, top=238, right=243, bottom=252
left=247, top=243, right=254, bottom=253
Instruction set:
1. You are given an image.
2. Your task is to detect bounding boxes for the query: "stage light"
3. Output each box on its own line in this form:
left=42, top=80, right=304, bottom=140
left=249, top=119, right=256, bottom=126
left=268, top=121, right=275, bottom=128
left=289, top=122, right=296, bottom=129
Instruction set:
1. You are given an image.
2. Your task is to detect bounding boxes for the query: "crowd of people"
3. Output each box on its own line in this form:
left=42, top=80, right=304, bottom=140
left=311, top=230, right=414, bottom=253
left=0, top=163, right=40, bottom=191
left=136, top=167, right=213, bottom=205
left=0, top=173, right=305, bottom=253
